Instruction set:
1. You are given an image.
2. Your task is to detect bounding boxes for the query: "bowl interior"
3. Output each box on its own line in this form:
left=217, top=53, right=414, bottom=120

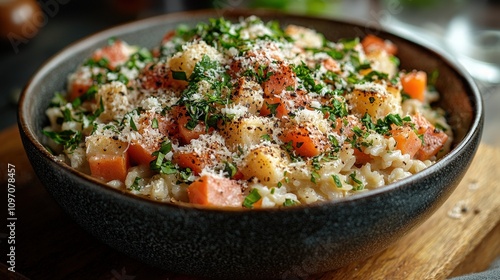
left=19, top=8, right=482, bottom=205
left=16, top=9, right=484, bottom=279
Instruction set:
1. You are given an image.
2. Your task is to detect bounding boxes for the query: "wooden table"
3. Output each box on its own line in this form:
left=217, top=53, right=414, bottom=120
left=1, top=125, right=499, bottom=279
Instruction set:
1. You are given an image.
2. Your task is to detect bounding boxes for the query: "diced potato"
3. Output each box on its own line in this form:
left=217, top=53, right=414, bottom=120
left=365, top=49, right=398, bottom=77
left=218, top=116, right=275, bottom=150
left=85, top=135, right=130, bottom=182
left=240, top=144, right=289, bottom=187
left=348, top=82, right=402, bottom=120
left=86, top=135, right=129, bottom=156
left=96, top=81, right=130, bottom=122
left=168, top=41, right=221, bottom=79
left=285, top=25, right=323, bottom=49
left=232, top=77, right=264, bottom=114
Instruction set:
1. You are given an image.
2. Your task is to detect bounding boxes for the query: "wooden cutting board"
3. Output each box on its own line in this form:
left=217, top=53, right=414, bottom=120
left=1, top=125, right=499, bottom=279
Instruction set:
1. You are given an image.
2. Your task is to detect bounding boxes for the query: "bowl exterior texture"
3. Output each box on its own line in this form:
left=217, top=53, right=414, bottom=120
left=19, top=9, right=483, bottom=279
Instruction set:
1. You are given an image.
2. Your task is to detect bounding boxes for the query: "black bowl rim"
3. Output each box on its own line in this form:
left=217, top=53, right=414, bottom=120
left=18, top=8, right=483, bottom=214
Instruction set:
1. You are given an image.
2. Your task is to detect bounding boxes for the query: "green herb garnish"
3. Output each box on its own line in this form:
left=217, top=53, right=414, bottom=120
left=243, top=189, right=262, bottom=208
left=43, top=130, right=82, bottom=151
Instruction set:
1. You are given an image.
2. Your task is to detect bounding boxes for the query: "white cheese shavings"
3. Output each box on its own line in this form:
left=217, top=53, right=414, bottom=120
left=221, top=104, right=249, bottom=119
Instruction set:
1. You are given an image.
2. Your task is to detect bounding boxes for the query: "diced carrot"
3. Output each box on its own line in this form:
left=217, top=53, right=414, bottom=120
left=413, top=114, right=449, bottom=160
left=417, top=131, right=448, bottom=160
left=86, top=135, right=130, bottom=182
left=187, top=175, right=244, bottom=207
left=154, top=115, right=178, bottom=138
left=260, top=97, right=289, bottom=118
left=280, top=126, right=324, bottom=157
left=260, top=91, right=310, bottom=119
left=88, top=154, right=129, bottom=182
left=92, top=40, right=130, bottom=70
left=177, top=116, right=209, bottom=144
left=322, top=57, right=340, bottom=72
left=361, top=34, right=398, bottom=55
left=68, top=80, right=92, bottom=101
left=262, top=63, right=297, bottom=97
left=139, top=63, right=188, bottom=90
left=137, top=110, right=178, bottom=138
left=136, top=112, right=172, bottom=137
left=232, top=170, right=244, bottom=180
left=128, top=113, right=175, bottom=166
left=128, top=140, right=157, bottom=166
left=401, top=70, right=427, bottom=102
left=391, top=126, right=422, bottom=158
left=175, top=106, right=211, bottom=144
left=172, top=151, right=207, bottom=175
left=252, top=198, right=263, bottom=209
left=228, top=59, right=243, bottom=79
left=353, top=148, right=372, bottom=165
left=332, top=116, right=361, bottom=138
left=417, top=130, right=448, bottom=160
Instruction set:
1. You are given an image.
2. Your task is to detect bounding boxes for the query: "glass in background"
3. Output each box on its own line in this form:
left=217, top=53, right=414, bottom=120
left=379, top=0, right=500, bottom=84
left=444, top=0, right=500, bottom=84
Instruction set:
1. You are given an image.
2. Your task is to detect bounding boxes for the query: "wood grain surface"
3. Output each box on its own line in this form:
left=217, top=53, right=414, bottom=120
left=1, top=125, right=499, bottom=280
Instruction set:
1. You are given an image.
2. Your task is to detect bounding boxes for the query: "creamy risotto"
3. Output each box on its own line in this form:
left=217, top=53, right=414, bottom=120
left=43, top=16, right=452, bottom=208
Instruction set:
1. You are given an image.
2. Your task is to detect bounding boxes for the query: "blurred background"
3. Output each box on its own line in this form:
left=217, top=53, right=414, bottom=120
left=1, top=0, right=499, bottom=144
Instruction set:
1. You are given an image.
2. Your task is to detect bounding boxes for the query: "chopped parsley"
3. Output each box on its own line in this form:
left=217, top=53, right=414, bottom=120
left=223, top=161, right=238, bottom=178
left=125, top=47, right=153, bottom=70
left=310, top=171, right=320, bottom=184
left=243, top=188, right=262, bottom=208
left=129, top=177, right=142, bottom=191
left=428, top=69, right=439, bottom=91
left=292, top=62, right=324, bottom=93
left=349, top=172, right=364, bottom=191
left=49, top=93, right=67, bottom=108
left=150, top=141, right=177, bottom=175
left=265, top=102, right=280, bottom=116
left=43, top=130, right=82, bottom=152
left=332, top=174, right=343, bottom=188
left=339, top=37, right=359, bottom=50
left=91, top=98, right=105, bottom=121
left=361, top=113, right=412, bottom=135
left=243, top=64, right=273, bottom=83
left=129, top=116, right=138, bottom=131
left=361, top=70, right=389, bottom=83
left=283, top=198, right=298, bottom=207
left=282, top=141, right=303, bottom=162
left=84, top=57, right=110, bottom=69
left=151, top=118, right=159, bottom=129
left=72, top=85, right=98, bottom=107
left=172, top=71, right=188, bottom=81
left=261, top=134, right=272, bottom=141
left=62, top=108, right=73, bottom=122
left=177, top=168, right=193, bottom=184
left=319, top=98, right=348, bottom=120
left=177, top=55, right=231, bottom=130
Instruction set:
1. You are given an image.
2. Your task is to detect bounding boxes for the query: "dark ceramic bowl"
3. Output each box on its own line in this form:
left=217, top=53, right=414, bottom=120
left=18, top=9, right=483, bottom=279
